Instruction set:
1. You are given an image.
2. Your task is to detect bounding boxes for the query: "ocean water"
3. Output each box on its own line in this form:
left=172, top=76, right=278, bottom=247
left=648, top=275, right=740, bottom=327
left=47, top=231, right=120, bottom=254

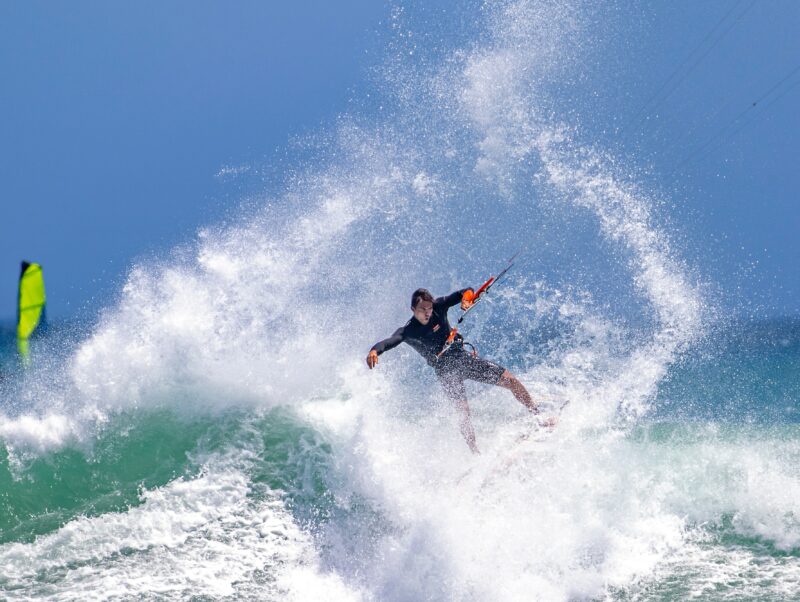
left=2, top=1, right=799, bottom=600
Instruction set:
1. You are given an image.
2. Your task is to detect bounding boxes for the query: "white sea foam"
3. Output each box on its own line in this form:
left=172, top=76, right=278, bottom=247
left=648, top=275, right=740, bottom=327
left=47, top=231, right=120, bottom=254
left=0, top=448, right=361, bottom=601
left=305, top=384, right=800, bottom=601
left=631, top=529, right=800, bottom=600
left=0, top=412, right=81, bottom=454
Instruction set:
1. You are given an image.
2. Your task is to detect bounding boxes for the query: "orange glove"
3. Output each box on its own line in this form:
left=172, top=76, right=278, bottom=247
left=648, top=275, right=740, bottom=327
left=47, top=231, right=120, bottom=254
left=366, top=349, right=379, bottom=369
left=460, top=288, right=475, bottom=311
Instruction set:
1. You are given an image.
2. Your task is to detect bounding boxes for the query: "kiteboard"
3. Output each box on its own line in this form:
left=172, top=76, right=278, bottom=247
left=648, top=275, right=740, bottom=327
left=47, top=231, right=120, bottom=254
left=455, top=399, right=568, bottom=487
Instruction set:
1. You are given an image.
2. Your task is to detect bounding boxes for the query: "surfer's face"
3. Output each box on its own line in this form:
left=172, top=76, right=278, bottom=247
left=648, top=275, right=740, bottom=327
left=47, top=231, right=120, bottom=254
left=412, top=299, right=434, bottom=324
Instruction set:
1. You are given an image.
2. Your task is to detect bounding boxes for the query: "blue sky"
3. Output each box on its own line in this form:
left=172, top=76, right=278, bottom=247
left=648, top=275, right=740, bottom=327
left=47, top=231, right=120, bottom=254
left=1, top=1, right=798, bottom=320
left=0, top=1, right=385, bottom=320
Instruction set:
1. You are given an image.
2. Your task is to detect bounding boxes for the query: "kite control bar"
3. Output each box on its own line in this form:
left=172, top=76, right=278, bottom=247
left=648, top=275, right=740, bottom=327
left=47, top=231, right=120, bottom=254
left=457, top=250, right=520, bottom=324
left=436, top=250, right=521, bottom=359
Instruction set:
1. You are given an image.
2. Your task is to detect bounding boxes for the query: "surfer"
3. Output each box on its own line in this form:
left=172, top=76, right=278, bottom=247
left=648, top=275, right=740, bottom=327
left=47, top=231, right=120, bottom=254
left=367, top=287, right=551, bottom=453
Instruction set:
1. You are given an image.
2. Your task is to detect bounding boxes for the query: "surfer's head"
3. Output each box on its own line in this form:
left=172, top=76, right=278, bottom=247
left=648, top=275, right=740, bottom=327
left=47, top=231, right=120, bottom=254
left=411, top=288, right=434, bottom=324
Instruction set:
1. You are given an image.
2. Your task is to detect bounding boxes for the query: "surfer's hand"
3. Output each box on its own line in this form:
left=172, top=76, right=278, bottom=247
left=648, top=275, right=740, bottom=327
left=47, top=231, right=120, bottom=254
left=366, top=350, right=379, bottom=369
left=460, top=288, right=475, bottom=311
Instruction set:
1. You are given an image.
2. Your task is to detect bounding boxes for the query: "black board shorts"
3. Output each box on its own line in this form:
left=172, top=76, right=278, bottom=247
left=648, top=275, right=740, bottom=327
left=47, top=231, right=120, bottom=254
left=434, top=349, right=506, bottom=401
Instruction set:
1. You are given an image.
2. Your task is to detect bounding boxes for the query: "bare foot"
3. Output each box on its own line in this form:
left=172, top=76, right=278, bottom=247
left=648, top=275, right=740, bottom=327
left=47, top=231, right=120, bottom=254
left=538, top=415, right=559, bottom=429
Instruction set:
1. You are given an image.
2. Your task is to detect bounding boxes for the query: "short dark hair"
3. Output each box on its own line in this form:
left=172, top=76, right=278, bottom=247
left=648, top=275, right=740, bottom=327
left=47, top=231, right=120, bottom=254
left=411, top=288, right=434, bottom=308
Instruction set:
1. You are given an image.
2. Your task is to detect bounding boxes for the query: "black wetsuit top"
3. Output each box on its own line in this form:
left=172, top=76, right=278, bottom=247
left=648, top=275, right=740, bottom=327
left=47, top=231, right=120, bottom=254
left=371, top=289, right=469, bottom=366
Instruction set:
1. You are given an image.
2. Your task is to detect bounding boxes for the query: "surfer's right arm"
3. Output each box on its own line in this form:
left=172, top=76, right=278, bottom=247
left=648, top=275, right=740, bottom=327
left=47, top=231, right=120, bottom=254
left=367, top=327, right=405, bottom=369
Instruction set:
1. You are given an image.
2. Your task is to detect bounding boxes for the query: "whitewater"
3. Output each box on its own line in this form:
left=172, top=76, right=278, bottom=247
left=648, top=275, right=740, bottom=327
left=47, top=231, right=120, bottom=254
left=2, top=1, right=799, bottom=600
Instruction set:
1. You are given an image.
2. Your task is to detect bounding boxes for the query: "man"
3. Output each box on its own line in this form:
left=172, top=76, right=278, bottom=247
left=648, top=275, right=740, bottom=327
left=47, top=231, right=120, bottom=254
left=367, top=287, right=547, bottom=453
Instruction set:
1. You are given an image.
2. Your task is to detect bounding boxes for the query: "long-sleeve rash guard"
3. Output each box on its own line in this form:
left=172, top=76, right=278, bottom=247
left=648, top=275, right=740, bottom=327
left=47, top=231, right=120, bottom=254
left=371, top=289, right=470, bottom=366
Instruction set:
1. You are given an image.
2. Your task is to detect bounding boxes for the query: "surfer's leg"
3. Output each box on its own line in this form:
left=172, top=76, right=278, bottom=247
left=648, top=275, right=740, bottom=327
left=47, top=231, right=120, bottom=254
left=437, top=368, right=480, bottom=454
left=497, top=370, right=538, bottom=413
left=454, top=397, right=479, bottom=454
left=460, top=355, right=539, bottom=414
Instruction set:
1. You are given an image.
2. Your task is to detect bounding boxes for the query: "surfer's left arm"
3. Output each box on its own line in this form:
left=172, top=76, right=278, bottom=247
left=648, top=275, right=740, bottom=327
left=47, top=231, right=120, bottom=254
left=436, top=288, right=475, bottom=311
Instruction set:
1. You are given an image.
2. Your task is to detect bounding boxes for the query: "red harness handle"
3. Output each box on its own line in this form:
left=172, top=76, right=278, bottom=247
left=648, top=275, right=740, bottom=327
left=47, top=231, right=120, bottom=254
left=436, top=327, right=459, bottom=359
left=473, top=276, right=495, bottom=301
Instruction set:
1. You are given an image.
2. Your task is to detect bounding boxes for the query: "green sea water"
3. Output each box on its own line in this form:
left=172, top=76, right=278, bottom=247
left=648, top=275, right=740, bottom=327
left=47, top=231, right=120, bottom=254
left=1, top=319, right=798, bottom=600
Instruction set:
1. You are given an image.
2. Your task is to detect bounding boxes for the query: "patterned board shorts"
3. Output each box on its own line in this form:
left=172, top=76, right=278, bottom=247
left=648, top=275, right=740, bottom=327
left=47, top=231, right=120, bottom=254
left=434, top=349, right=506, bottom=401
